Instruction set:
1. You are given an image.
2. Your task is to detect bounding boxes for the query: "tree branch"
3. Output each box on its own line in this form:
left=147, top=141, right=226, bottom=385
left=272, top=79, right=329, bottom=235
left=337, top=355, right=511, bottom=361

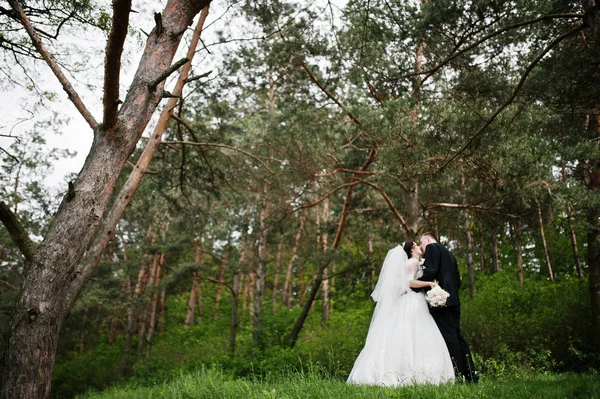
left=148, top=57, right=190, bottom=90
left=354, top=179, right=411, bottom=233
left=161, top=140, right=275, bottom=175
left=0, top=201, right=36, bottom=261
left=7, top=0, right=99, bottom=130
left=434, top=24, right=584, bottom=174
left=103, top=0, right=133, bottom=130
left=397, top=13, right=583, bottom=86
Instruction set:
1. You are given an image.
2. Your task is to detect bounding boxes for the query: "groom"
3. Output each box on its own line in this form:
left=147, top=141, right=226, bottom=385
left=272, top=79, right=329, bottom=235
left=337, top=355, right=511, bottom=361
left=418, top=232, right=479, bottom=383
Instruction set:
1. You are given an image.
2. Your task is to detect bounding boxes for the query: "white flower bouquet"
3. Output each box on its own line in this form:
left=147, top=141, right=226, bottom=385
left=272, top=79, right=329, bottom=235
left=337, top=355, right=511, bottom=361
left=426, top=285, right=450, bottom=307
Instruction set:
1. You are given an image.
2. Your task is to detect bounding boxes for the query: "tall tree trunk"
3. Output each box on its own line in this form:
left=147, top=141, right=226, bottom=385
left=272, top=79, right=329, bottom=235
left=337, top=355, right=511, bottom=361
left=321, top=199, right=331, bottom=324
left=478, top=229, right=486, bottom=272
left=462, top=174, right=476, bottom=298
left=78, top=308, right=88, bottom=354
left=0, top=3, right=208, bottom=396
left=537, top=203, right=555, bottom=281
left=214, top=244, right=230, bottom=319
left=272, top=238, right=282, bottom=314
left=146, top=254, right=164, bottom=359
left=185, top=275, right=198, bottom=327
left=159, top=283, right=166, bottom=335
left=283, top=209, right=308, bottom=307
left=491, top=230, right=500, bottom=273
left=229, top=271, right=241, bottom=354
left=253, top=199, right=269, bottom=347
left=562, top=160, right=583, bottom=277
left=136, top=254, right=160, bottom=362
left=121, top=250, right=152, bottom=374
left=516, top=218, right=524, bottom=286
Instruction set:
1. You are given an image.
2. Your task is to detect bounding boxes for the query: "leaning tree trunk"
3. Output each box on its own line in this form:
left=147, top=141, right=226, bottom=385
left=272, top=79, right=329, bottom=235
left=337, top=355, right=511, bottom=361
left=145, top=254, right=164, bottom=359
left=0, top=3, right=207, bottom=396
left=537, top=203, right=555, bottom=281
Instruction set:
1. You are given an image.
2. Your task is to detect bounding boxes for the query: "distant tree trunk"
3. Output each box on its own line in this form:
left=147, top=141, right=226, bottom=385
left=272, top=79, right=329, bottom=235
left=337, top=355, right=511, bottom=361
left=109, top=274, right=130, bottom=344
left=185, top=274, right=198, bottom=327
left=516, top=218, right=524, bottom=286
left=194, top=237, right=205, bottom=322
left=321, top=199, right=331, bottom=324
left=78, top=308, right=88, bottom=354
left=462, top=174, right=476, bottom=298
left=159, top=283, right=166, bottom=335
left=288, top=153, right=373, bottom=347
left=537, top=203, right=554, bottom=281
left=214, top=243, right=230, bottom=319
left=561, top=161, right=583, bottom=277
left=433, top=213, right=440, bottom=242
left=491, top=230, right=500, bottom=273
left=283, top=209, right=308, bottom=307
left=464, top=213, right=476, bottom=298
left=241, top=274, right=248, bottom=318
left=121, top=251, right=152, bottom=374
left=253, top=198, right=270, bottom=347
left=248, top=271, right=256, bottom=319
left=478, top=229, right=486, bottom=272
left=145, top=254, right=164, bottom=358
left=229, top=271, right=241, bottom=354
left=272, top=238, right=283, bottom=314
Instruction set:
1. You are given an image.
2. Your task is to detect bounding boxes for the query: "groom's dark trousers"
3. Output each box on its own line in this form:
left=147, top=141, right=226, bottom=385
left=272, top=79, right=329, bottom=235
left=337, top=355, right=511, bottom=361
left=430, top=306, right=478, bottom=382
left=418, top=243, right=478, bottom=383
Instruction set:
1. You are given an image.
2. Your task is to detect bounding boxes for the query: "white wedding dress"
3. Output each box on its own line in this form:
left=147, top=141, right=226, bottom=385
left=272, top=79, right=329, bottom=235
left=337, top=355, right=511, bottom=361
left=347, top=246, right=455, bottom=386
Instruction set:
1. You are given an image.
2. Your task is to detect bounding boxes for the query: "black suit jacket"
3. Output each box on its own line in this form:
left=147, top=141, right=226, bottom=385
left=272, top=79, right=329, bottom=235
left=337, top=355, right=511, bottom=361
left=418, top=242, right=461, bottom=308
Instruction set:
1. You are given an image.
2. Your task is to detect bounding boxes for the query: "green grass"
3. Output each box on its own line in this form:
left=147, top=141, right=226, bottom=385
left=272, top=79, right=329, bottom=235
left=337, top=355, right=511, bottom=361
left=77, top=369, right=599, bottom=399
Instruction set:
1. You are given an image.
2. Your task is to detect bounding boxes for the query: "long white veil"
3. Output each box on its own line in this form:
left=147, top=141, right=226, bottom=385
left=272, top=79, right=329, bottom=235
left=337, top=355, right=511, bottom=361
left=371, top=245, right=409, bottom=304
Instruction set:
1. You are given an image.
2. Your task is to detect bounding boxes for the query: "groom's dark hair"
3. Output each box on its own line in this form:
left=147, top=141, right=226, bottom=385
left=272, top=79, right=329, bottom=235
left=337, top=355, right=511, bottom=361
left=421, top=232, right=438, bottom=242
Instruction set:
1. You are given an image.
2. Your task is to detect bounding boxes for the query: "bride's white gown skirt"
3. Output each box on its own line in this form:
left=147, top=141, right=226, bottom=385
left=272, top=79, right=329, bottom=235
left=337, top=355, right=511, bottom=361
left=347, top=291, right=455, bottom=386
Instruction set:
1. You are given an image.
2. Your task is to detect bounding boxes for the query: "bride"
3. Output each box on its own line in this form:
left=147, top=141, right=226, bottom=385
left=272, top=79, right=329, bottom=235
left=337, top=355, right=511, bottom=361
left=347, top=241, right=455, bottom=386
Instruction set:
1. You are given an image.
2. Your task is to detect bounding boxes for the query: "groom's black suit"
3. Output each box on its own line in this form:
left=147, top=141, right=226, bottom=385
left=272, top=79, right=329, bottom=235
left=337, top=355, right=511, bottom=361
left=418, top=242, right=478, bottom=383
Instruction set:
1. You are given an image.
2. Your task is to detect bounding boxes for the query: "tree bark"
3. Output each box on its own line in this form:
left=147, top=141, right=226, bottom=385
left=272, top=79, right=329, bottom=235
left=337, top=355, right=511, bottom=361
left=145, top=254, right=164, bottom=358
left=272, top=238, right=283, bottom=314
left=282, top=209, right=308, bottom=307
left=0, top=2, right=208, bottom=397
left=185, top=274, right=198, bottom=327
left=491, top=230, right=500, bottom=273
left=537, top=203, right=555, bottom=281
left=516, top=218, right=524, bottom=286
left=214, top=244, right=230, bottom=319
left=462, top=174, right=476, bottom=297
left=321, top=199, right=331, bottom=324
left=253, top=198, right=269, bottom=347
left=229, top=271, right=241, bottom=354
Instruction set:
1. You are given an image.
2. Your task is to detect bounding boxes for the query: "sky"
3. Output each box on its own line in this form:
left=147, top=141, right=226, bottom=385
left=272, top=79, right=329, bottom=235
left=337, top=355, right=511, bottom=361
left=0, top=0, right=347, bottom=194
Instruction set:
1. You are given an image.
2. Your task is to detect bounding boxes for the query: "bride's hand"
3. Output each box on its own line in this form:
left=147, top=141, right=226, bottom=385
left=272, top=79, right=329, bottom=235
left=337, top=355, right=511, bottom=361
left=428, top=282, right=438, bottom=289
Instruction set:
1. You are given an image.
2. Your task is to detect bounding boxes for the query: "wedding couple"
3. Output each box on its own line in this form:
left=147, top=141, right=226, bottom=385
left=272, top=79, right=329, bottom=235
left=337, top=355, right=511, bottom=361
left=347, top=232, right=478, bottom=386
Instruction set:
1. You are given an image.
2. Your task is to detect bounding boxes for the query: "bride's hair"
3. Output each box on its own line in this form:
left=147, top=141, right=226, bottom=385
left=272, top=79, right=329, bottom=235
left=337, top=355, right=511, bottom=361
left=403, top=241, right=415, bottom=258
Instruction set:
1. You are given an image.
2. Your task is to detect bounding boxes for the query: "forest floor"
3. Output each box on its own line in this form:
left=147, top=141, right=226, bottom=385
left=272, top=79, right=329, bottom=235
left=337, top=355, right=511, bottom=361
left=77, top=368, right=599, bottom=399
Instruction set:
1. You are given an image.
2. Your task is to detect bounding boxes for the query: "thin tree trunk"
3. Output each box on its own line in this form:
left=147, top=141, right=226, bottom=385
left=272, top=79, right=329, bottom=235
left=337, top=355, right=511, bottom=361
left=516, top=218, right=524, bottom=286
left=461, top=174, right=476, bottom=297
left=146, top=254, right=164, bottom=358
left=272, top=238, right=283, bottom=314
left=321, top=199, right=331, bottom=324
left=214, top=244, right=230, bottom=319
left=491, top=230, right=500, bottom=273
left=283, top=209, right=308, bottom=308
left=537, top=203, right=555, bottom=281
left=159, top=284, right=166, bottom=335
left=229, top=271, right=241, bottom=354
left=121, top=251, right=152, bottom=374
left=253, top=199, right=269, bottom=347
left=185, top=275, right=198, bottom=327
left=248, top=271, right=256, bottom=319
left=479, top=229, right=486, bottom=272
left=78, top=308, right=88, bottom=354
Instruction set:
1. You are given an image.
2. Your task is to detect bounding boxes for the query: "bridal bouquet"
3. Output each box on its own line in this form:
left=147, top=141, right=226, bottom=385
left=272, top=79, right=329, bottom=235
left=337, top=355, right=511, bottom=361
left=426, top=285, right=450, bottom=307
